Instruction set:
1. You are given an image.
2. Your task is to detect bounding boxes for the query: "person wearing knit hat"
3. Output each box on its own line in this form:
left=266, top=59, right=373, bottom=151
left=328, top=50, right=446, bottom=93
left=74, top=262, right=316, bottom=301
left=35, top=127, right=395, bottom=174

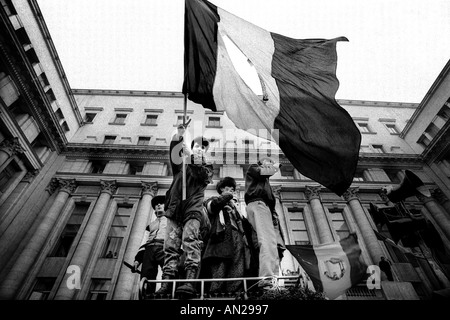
left=202, top=177, right=258, bottom=295
left=133, top=195, right=166, bottom=294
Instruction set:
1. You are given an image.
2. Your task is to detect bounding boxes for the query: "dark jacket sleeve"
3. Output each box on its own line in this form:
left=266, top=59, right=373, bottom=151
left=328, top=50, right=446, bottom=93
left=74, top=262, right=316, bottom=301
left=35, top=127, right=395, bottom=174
left=247, top=163, right=277, bottom=178
left=169, top=136, right=184, bottom=175
left=209, top=194, right=234, bottom=214
left=134, top=247, right=145, bottom=264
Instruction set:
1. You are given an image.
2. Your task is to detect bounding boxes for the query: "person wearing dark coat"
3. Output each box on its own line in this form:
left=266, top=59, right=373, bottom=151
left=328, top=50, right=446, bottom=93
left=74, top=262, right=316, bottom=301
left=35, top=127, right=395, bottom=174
left=379, top=256, right=394, bottom=281
left=244, top=157, right=286, bottom=290
left=202, top=177, right=256, bottom=294
left=155, top=126, right=213, bottom=298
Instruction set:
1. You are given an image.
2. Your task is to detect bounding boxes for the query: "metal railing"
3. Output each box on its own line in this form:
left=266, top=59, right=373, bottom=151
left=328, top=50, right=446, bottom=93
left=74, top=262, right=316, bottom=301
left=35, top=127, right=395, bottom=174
left=139, top=275, right=305, bottom=300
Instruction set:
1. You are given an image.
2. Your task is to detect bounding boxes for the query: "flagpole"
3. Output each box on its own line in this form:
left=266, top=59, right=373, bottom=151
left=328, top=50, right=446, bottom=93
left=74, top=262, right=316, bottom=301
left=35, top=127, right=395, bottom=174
left=182, top=93, right=188, bottom=200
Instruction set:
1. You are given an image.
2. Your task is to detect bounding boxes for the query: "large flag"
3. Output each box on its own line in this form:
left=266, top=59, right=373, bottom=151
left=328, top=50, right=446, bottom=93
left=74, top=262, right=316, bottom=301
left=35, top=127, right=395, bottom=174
left=182, top=0, right=361, bottom=196
left=286, top=233, right=367, bottom=299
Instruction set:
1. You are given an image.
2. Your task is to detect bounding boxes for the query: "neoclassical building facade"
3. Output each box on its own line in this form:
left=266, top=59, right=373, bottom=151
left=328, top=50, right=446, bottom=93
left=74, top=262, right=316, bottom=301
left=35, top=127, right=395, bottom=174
left=1, top=0, right=450, bottom=300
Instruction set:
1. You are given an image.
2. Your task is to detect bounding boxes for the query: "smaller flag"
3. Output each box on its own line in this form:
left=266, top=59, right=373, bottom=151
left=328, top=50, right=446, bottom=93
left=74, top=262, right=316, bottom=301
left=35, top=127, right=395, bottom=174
left=286, top=233, right=367, bottom=299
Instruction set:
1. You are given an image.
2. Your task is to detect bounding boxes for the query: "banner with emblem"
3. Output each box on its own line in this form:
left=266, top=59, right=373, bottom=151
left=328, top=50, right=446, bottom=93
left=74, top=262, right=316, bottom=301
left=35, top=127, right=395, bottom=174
left=286, top=233, right=367, bottom=299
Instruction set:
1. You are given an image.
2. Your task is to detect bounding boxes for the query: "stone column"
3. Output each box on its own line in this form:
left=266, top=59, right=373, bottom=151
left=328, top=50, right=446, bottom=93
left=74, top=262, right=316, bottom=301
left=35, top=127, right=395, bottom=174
left=54, top=180, right=117, bottom=300
left=343, top=187, right=384, bottom=265
left=417, top=191, right=450, bottom=242
left=0, top=170, right=39, bottom=229
left=431, top=188, right=450, bottom=219
left=0, top=178, right=76, bottom=300
left=304, top=186, right=334, bottom=244
left=113, top=181, right=158, bottom=300
left=271, top=185, right=296, bottom=273
left=0, top=137, right=24, bottom=171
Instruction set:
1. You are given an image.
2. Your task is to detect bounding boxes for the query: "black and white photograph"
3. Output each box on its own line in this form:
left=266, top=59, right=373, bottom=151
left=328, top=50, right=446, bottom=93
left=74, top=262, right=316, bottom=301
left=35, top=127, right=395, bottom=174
left=0, top=0, right=449, bottom=311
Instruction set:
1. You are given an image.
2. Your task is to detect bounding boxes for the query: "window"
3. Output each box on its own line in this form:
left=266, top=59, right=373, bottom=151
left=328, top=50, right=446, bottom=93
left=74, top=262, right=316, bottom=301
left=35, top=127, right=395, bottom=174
left=329, top=209, right=349, bottom=240
left=113, top=114, right=127, bottom=124
left=91, top=160, right=107, bottom=173
left=208, top=116, right=221, bottom=127
left=437, top=104, right=450, bottom=121
left=371, top=145, right=384, bottom=153
left=84, top=113, right=97, bottom=123
left=37, top=72, right=49, bottom=89
left=243, top=139, right=254, bottom=149
left=129, top=164, right=144, bottom=175
left=353, top=170, right=365, bottom=182
left=208, top=138, right=220, bottom=149
left=280, top=166, right=294, bottom=179
left=155, top=138, right=167, bottom=146
left=0, top=162, right=20, bottom=194
left=102, top=205, right=131, bottom=258
left=359, top=145, right=371, bottom=153
left=61, top=121, right=70, bottom=132
left=259, top=141, right=271, bottom=149
left=176, top=115, right=190, bottom=126
left=357, top=122, right=370, bottom=133
left=137, top=136, right=151, bottom=146
left=288, top=208, right=310, bottom=245
left=225, top=140, right=237, bottom=148
left=144, top=114, right=158, bottom=125
left=28, top=278, right=56, bottom=300
left=385, top=123, right=399, bottom=134
left=103, top=135, right=116, bottom=144
left=424, top=123, right=439, bottom=139
left=418, top=134, right=431, bottom=148
left=385, top=169, right=402, bottom=183
left=49, top=203, right=89, bottom=257
left=87, top=279, right=110, bottom=300
left=55, top=108, right=64, bottom=121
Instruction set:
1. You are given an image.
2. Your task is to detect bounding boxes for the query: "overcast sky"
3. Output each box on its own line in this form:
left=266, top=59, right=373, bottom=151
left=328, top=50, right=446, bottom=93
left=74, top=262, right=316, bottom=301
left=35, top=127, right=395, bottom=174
left=36, top=0, right=450, bottom=103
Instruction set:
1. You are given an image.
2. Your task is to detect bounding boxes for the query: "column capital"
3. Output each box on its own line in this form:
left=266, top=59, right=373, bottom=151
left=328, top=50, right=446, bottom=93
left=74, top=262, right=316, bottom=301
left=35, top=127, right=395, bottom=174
left=431, top=188, right=448, bottom=204
left=343, top=187, right=360, bottom=202
left=0, top=137, right=24, bottom=156
left=305, top=185, right=321, bottom=201
left=45, top=178, right=59, bottom=195
left=58, top=179, right=77, bottom=194
left=379, top=187, right=391, bottom=203
left=141, top=181, right=158, bottom=197
left=271, top=185, right=282, bottom=199
left=21, top=169, right=39, bottom=183
left=100, top=180, right=117, bottom=195
left=416, top=192, right=433, bottom=204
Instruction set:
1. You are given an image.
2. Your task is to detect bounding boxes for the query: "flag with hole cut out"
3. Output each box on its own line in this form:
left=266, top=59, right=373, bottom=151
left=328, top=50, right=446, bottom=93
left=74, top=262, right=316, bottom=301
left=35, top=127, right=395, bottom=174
left=182, top=0, right=361, bottom=196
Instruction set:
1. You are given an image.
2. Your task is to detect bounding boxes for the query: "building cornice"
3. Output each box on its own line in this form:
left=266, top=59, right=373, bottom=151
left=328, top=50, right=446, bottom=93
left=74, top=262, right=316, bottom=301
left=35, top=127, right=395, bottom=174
left=63, top=143, right=170, bottom=160
left=70, top=88, right=420, bottom=110
left=421, top=124, right=450, bottom=163
left=29, top=0, right=83, bottom=126
left=0, top=9, right=65, bottom=152
left=401, top=59, right=450, bottom=137
left=72, top=88, right=185, bottom=99
left=357, top=153, right=423, bottom=167
left=53, top=172, right=434, bottom=202
left=337, top=99, right=418, bottom=109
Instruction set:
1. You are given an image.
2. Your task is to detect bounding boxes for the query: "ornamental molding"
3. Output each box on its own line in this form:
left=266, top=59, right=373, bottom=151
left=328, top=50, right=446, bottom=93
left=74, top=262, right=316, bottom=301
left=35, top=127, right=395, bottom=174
left=21, top=169, right=40, bottom=182
left=0, top=34, right=65, bottom=152
left=0, top=137, right=24, bottom=156
left=271, top=185, right=282, bottom=199
left=58, top=178, right=77, bottom=194
left=100, top=180, right=118, bottom=195
left=141, top=181, right=158, bottom=197
left=304, top=185, right=321, bottom=201
left=431, top=188, right=448, bottom=204
left=45, top=178, right=59, bottom=195
left=343, top=187, right=360, bottom=202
